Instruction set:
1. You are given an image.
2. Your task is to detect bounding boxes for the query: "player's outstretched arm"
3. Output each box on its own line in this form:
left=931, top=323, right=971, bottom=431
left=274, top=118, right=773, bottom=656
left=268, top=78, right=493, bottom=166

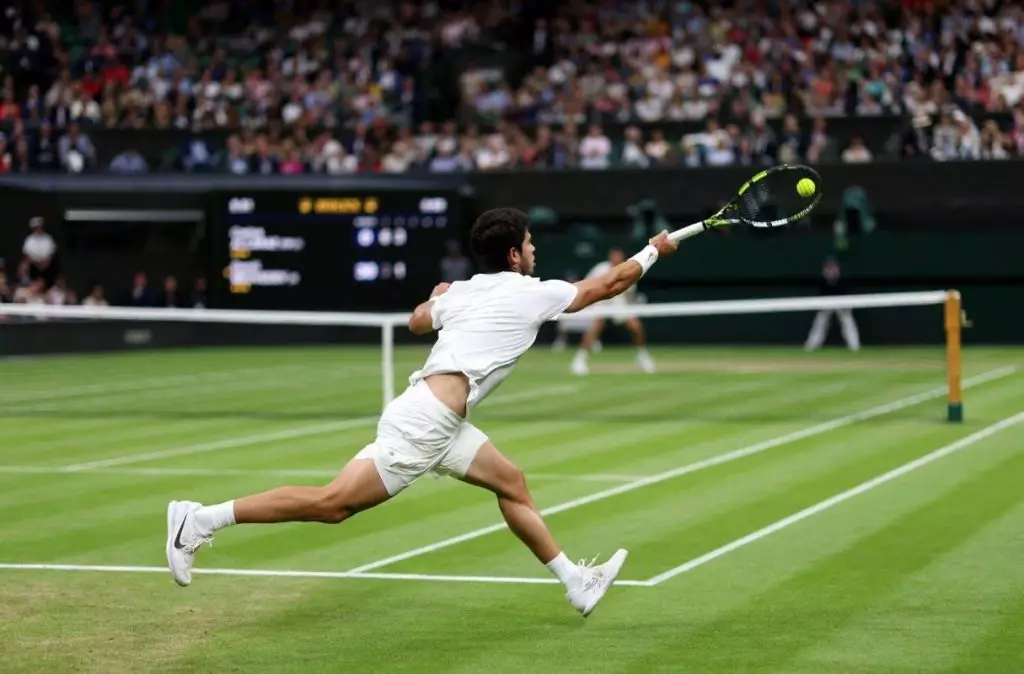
left=408, top=283, right=450, bottom=334
left=564, top=232, right=677, bottom=314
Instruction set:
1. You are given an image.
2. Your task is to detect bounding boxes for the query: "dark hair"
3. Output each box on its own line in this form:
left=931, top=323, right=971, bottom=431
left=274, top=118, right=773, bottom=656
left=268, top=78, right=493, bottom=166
left=469, top=208, right=529, bottom=273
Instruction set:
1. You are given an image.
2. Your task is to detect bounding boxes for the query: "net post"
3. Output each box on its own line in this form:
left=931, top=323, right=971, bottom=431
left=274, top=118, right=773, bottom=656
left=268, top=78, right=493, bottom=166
left=944, top=290, right=963, bottom=423
left=382, top=318, right=396, bottom=411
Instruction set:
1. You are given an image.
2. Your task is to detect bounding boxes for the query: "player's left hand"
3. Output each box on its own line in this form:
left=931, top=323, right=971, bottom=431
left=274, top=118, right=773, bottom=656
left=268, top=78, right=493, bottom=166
left=430, top=283, right=451, bottom=298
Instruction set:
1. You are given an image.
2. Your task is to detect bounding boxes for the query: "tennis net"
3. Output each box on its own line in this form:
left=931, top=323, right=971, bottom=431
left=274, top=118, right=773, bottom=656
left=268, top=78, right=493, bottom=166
left=0, top=290, right=968, bottom=422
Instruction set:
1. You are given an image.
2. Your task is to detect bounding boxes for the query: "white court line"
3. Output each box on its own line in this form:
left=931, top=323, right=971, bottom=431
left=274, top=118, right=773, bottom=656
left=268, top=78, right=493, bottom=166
left=0, top=465, right=641, bottom=483
left=2, top=364, right=323, bottom=405
left=0, top=563, right=650, bottom=587
left=346, top=366, right=1018, bottom=573
left=57, top=383, right=582, bottom=471
left=646, top=408, right=1024, bottom=585
left=60, top=418, right=377, bottom=471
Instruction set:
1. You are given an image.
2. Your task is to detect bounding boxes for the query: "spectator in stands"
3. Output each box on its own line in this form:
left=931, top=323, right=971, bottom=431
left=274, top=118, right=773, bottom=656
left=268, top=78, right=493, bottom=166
left=109, top=148, right=148, bottom=173
left=0, top=134, right=11, bottom=173
left=249, top=135, right=278, bottom=175
left=841, top=136, right=874, bottom=164
left=82, top=283, right=108, bottom=307
left=46, top=275, right=73, bottom=305
left=806, top=119, right=838, bottom=164
left=980, top=120, right=1011, bottom=160
left=58, top=123, right=96, bottom=173
left=475, top=135, right=509, bottom=171
left=14, top=278, right=45, bottom=305
left=157, top=275, right=181, bottom=308
left=32, top=122, right=60, bottom=172
left=0, top=0, right=1021, bottom=176
left=13, top=260, right=32, bottom=288
left=776, top=115, right=804, bottom=164
left=746, top=111, right=776, bottom=165
left=190, top=277, right=208, bottom=309
left=0, top=259, right=9, bottom=303
left=124, top=271, right=152, bottom=307
left=579, top=125, right=612, bottom=170
left=181, top=135, right=214, bottom=172
left=222, top=135, right=250, bottom=175
left=644, top=130, right=672, bottom=167
left=278, top=141, right=306, bottom=175
left=620, top=126, right=649, bottom=168
left=22, top=217, right=56, bottom=282
left=10, top=134, right=31, bottom=173
left=428, top=144, right=463, bottom=173
left=954, top=111, right=982, bottom=160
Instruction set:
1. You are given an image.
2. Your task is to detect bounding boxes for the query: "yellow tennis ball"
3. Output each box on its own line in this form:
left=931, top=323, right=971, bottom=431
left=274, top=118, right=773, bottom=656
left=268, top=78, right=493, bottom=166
left=797, top=178, right=816, bottom=197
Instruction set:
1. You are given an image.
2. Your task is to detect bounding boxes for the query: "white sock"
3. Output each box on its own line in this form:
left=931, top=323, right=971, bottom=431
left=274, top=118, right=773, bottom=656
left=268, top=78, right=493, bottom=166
left=545, top=552, right=582, bottom=589
left=573, top=349, right=588, bottom=363
left=637, top=347, right=650, bottom=358
left=194, top=500, right=236, bottom=535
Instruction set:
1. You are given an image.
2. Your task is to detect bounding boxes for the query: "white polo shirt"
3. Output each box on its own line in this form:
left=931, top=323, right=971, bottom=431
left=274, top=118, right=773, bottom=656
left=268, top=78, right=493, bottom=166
left=409, top=272, right=578, bottom=411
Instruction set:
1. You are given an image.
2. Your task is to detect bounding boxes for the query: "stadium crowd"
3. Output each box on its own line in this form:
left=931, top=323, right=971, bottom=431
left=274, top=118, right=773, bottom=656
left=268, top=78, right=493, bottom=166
left=0, top=0, right=1022, bottom=174
left=0, top=215, right=208, bottom=311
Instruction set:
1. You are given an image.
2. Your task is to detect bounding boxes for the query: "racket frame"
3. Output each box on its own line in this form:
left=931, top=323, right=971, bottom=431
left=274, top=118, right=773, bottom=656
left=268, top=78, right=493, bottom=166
left=668, top=164, right=821, bottom=243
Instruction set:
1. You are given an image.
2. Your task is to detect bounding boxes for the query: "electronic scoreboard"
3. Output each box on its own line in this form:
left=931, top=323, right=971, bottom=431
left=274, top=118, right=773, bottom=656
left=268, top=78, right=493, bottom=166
left=212, top=187, right=463, bottom=311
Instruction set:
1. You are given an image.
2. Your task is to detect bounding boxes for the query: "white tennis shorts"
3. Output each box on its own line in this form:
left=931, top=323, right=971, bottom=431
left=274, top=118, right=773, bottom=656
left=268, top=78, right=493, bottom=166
left=354, top=380, right=488, bottom=495
left=594, top=294, right=634, bottom=326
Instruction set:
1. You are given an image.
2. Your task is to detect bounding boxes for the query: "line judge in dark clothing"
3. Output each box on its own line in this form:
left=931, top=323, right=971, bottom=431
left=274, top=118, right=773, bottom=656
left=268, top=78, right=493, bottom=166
left=803, top=255, right=861, bottom=351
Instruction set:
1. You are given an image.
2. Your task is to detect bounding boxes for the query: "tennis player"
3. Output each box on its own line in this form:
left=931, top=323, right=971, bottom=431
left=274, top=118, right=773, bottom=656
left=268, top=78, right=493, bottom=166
left=166, top=208, right=677, bottom=616
left=570, top=248, right=656, bottom=375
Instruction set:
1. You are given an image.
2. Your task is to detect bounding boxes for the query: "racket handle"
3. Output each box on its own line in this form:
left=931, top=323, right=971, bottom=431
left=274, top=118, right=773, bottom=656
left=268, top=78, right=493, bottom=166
left=667, top=222, right=706, bottom=243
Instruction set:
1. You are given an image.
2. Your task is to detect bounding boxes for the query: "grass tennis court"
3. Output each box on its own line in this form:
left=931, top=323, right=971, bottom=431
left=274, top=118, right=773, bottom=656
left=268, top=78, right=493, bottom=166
left=2, top=345, right=1024, bottom=673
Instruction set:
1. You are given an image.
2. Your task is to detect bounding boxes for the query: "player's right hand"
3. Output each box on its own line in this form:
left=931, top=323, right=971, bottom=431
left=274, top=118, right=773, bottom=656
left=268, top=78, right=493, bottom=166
left=650, top=231, right=678, bottom=258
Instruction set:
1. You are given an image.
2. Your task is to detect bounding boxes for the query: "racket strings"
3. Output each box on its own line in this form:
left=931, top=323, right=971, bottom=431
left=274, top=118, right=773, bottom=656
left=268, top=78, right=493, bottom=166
left=738, top=166, right=820, bottom=226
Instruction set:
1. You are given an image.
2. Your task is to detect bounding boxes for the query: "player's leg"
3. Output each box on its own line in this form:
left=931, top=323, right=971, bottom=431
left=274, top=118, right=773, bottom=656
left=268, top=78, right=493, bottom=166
left=804, top=309, right=832, bottom=351
left=572, top=318, right=605, bottom=375
left=233, top=458, right=390, bottom=524
left=166, top=457, right=392, bottom=586
left=460, top=442, right=562, bottom=563
left=437, top=425, right=628, bottom=616
left=837, top=309, right=861, bottom=351
left=623, top=316, right=655, bottom=373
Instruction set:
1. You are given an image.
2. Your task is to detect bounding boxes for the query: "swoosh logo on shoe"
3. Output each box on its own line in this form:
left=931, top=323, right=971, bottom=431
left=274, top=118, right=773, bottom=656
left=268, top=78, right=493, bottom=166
left=173, top=513, right=189, bottom=550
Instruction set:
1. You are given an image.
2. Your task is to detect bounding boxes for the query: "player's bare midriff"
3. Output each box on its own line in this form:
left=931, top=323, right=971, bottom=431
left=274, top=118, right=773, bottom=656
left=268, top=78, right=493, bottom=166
left=424, top=372, right=471, bottom=418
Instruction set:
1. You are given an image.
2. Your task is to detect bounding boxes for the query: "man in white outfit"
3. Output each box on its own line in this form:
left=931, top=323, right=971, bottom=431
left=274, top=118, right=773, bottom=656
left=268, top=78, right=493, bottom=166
left=166, top=207, right=678, bottom=617
left=570, top=248, right=656, bottom=375
left=804, top=255, right=861, bottom=352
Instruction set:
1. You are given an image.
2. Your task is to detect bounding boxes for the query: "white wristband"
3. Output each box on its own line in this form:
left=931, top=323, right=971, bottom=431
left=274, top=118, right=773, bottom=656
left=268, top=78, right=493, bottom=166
left=629, top=245, right=659, bottom=276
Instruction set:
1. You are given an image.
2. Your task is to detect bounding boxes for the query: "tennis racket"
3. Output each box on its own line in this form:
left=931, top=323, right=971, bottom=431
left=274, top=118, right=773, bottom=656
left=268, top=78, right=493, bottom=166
left=667, top=164, right=823, bottom=243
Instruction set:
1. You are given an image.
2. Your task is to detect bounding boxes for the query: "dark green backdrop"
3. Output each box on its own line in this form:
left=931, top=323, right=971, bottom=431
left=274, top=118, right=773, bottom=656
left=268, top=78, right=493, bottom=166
left=0, top=162, right=1019, bottom=354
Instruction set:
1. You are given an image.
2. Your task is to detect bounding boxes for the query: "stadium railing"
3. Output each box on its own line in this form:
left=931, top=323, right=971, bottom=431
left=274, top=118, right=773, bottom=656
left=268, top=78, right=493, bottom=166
left=0, top=290, right=966, bottom=421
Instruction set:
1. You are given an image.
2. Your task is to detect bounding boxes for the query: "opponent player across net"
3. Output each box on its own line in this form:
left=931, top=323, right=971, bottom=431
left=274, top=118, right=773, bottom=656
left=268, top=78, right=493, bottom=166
left=166, top=208, right=678, bottom=617
left=570, top=248, right=656, bottom=376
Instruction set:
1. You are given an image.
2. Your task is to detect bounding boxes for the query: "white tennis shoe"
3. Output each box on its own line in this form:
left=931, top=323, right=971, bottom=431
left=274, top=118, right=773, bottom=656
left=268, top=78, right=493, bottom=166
left=166, top=500, right=212, bottom=587
left=566, top=549, right=629, bottom=617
